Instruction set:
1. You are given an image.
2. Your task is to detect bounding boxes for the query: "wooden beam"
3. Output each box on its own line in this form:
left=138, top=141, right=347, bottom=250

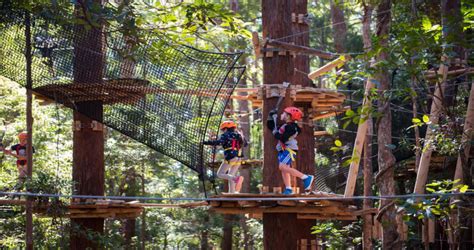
left=454, top=80, right=474, bottom=183
left=252, top=32, right=262, bottom=59
left=297, top=214, right=357, bottom=220
left=424, top=67, right=474, bottom=79
left=266, top=39, right=335, bottom=60
left=344, top=77, right=376, bottom=197
left=414, top=56, right=449, bottom=194
left=307, top=55, right=351, bottom=80
left=211, top=205, right=354, bottom=215
left=313, top=131, right=329, bottom=136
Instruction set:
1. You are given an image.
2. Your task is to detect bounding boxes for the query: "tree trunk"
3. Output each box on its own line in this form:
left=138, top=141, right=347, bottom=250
left=24, top=13, right=34, bottom=250
left=70, top=2, right=105, bottom=249
left=222, top=215, right=233, bottom=250
left=363, top=119, right=374, bottom=250
left=262, top=0, right=315, bottom=249
left=238, top=73, right=252, bottom=249
left=374, top=0, right=400, bottom=249
left=330, top=0, right=347, bottom=53
left=201, top=214, right=210, bottom=250
left=361, top=6, right=374, bottom=250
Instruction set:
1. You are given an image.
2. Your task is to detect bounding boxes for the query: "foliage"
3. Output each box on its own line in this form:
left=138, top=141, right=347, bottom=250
left=399, top=180, right=471, bottom=247
left=311, top=220, right=362, bottom=249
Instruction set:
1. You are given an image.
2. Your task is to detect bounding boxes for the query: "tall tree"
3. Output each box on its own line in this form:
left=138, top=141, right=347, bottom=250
left=261, top=0, right=296, bottom=249
left=70, top=1, right=106, bottom=248
left=374, top=0, right=401, bottom=248
left=361, top=3, right=374, bottom=249
left=330, top=0, right=347, bottom=53
left=262, top=0, right=316, bottom=248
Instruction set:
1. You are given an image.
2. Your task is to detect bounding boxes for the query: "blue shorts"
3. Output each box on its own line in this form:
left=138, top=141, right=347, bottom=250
left=278, top=149, right=296, bottom=165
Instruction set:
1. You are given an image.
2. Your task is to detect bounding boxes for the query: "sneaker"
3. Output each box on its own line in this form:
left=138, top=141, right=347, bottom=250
left=282, top=188, right=293, bottom=195
left=234, top=176, right=244, bottom=193
left=303, top=175, right=314, bottom=191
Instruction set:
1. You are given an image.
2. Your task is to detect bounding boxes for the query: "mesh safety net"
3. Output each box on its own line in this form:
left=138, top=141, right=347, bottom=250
left=0, top=18, right=245, bottom=175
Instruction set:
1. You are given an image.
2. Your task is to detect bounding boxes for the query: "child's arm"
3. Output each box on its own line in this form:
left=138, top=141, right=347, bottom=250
left=4, top=150, right=20, bottom=159
left=273, top=123, right=300, bottom=143
left=266, top=109, right=278, bottom=131
left=203, top=134, right=225, bottom=146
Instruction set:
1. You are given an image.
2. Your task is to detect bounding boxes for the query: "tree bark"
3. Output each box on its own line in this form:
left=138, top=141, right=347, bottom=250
left=24, top=12, right=34, bottom=250
left=374, top=0, right=401, bottom=249
left=262, top=0, right=315, bottom=249
left=361, top=5, right=374, bottom=250
left=222, top=215, right=233, bottom=250
left=201, top=214, right=210, bottom=250
left=330, top=0, right=347, bottom=54
left=70, top=2, right=105, bottom=249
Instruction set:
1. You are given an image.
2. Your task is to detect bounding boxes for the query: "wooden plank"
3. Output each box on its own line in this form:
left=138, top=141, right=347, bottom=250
left=266, top=39, right=335, bottom=59
left=454, top=80, right=474, bottom=183
left=310, top=240, right=317, bottom=250
left=424, top=67, right=474, bottom=79
left=277, top=200, right=298, bottom=206
left=352, top=208, right=378, bottom=216
left=252, top=32, right=261, bottom=59
left=237, top=200, right=260, bottom=208
left=344, top=77, right=376, bottom=197
left=428, top=218, right=435, bottom=243
left=211, top=204, right=352, bottom=215
left=414, top=56, right=449, bottom=194
left=300, top=239, right=307, bottom=250
left=313, top=131, right=329, bottom=136
left=308, top=55, right=351, bottom=80
left=297, top=214, right=357, bottom=220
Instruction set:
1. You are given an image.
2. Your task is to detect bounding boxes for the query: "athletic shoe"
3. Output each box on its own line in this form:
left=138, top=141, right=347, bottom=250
left=303, top=175, right=314, bottom=191
left=282, top=188, right=293, bottom=195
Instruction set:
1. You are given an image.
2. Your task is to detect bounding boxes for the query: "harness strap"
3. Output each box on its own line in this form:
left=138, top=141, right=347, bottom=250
left=285, top=148, right=296, bottom=161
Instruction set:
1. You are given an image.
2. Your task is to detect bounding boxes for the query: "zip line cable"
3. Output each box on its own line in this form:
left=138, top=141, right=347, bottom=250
left=0, top=190, right=473, bottom=202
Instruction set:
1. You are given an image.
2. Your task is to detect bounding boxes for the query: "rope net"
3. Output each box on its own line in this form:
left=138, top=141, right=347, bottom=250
left=0, top=18, right=245, bottom=174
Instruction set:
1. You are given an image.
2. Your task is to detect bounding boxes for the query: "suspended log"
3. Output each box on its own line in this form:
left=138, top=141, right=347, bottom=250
left=344, top=77, right=376, bottom=197
left=252, top=32, right=262, bottom=59
left=307, top=55, right=351, bottom=80
left=414, top=56, right=449, bottom=194
left=454, top=80, right=474, bottom=183
left=424, top=67, right=474, bottom=79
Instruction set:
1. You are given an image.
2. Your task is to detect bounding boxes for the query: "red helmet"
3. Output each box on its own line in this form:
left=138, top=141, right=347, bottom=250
left=220, top=121, right=237, bottom=130
left=18, top=132, right=28, bottom=139
left=284, top=107, right=303, bottom=121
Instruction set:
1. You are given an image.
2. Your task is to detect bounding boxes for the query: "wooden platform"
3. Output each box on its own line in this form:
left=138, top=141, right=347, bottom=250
left=33, top=79, right=346, bottom=121
left=209, top=193, right=375, bottom=220
left=33, top=79, right=150, bottom=105
left=207, top=159, right=263, bottom=169
left=0, top=198, right=208, bottom=218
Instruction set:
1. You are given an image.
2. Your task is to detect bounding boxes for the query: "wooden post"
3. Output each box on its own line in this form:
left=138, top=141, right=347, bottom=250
left=363, top=118, right=374, bottom=250
left=361, top=5, right=373, bottom=250
left=454, top=80, right=474, bottom=183
left=413, top=56, right=449, bottom=194
left=24, top=11, right=34, bottom=250
left=343, top=78, right=374, bottom=197
left=70, top=1, right=106, bottom=248
left=141, top=163, right=146, bottom=250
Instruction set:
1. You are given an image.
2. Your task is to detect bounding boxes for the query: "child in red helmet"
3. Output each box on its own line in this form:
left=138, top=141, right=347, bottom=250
left=4, top=132, right=35, bottom=183
left=267, top=107, right=314, bottom=195
left=203, top=121, right=246, bottom=193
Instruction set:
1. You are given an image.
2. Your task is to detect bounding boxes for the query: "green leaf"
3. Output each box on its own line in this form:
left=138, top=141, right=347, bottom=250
left=330, top=147, right=340, bottom=152
left=412, top=118, right=421, bottom=124
left=459, top=185, right=468, bottom=193
left=345, top=109, right=355, bottom=117
left=334, top=139, right=342, bottom=147
left=422, top=115, right=430, bottom=123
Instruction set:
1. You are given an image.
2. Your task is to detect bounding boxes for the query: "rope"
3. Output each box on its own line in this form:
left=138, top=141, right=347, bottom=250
left=269, top=8, right=393, bottom=56
left=1, top=190, right=473, bottom=202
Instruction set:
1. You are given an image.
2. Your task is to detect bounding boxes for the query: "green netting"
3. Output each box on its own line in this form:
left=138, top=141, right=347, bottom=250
left=0, top=18, right=245, bottom=175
